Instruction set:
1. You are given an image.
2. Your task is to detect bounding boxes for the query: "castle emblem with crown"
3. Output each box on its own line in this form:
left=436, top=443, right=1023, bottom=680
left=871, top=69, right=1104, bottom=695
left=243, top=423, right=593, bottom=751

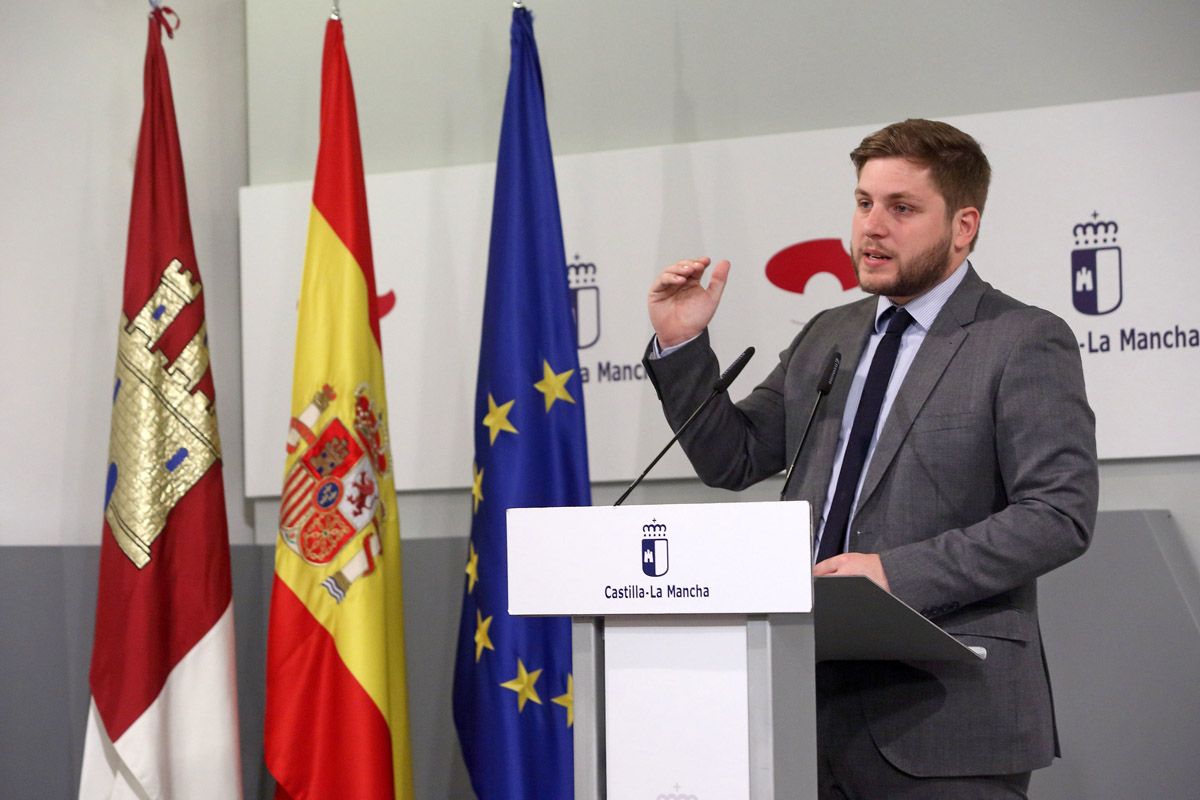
left=641, top=519, right=669, bottom=577
left=567, top=254, right=601, bottom=348
left=1071, top=212, right=1122, bottom=315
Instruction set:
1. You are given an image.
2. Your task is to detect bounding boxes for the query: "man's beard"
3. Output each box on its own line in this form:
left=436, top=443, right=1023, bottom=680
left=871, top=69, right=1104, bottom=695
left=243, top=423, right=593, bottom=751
left=853, top=229, right=953, bottom=299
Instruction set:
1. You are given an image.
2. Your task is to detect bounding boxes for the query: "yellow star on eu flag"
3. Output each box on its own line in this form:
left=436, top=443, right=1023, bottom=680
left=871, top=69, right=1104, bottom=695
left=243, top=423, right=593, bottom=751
left=465, top=542, right=479, bottom=594
left=500, top=658, right=543, bottom=711
left=482, top=393, right=518, bottom=445
left=533, top=360, right=576, bottom=412
left=552, top=673, right=574, bottom=727
left=474, top=609, right=494, bottom=662
left=471, top=461, right=484, bottom=513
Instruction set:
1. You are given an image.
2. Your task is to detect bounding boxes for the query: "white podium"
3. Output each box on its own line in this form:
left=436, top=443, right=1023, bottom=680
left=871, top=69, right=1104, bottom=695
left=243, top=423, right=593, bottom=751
left=507, top=501, right=981, bottom=799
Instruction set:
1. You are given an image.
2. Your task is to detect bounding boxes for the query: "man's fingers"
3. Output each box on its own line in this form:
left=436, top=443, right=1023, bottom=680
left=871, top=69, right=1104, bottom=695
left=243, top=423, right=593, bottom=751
left=650, top=258, right=713, bottom=295
left=812, top=553, right=890, bottom=592
left=706, top=259, right=731, bottom=303
left=812, top=556, right=839, bottom=576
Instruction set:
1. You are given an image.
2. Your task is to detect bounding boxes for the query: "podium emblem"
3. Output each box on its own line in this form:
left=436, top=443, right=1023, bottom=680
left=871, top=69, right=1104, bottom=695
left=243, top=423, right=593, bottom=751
left=642, top=520, right=669, bottom=577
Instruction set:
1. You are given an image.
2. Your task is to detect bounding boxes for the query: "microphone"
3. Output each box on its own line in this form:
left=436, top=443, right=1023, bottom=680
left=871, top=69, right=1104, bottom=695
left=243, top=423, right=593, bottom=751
left=779, top=350, right=841, bottom=501
left=713, top=345, right=755, bottom=392
left=614, top=346, right=755, bottom=506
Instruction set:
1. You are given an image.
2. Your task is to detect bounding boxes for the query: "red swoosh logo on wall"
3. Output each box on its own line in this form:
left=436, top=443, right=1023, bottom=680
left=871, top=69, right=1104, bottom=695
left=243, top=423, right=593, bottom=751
left=765, top=239, right=857, bottom=294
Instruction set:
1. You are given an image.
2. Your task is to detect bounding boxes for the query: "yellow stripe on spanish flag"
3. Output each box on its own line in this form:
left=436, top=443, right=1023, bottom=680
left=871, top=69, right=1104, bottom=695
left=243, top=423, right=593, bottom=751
left=278, top=202, right=407, bottom=725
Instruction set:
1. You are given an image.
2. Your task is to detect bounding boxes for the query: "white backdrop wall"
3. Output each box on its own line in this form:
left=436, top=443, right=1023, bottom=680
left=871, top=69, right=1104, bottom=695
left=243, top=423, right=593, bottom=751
left=2, top=1, right=252, bottom=547
left=239, top=93, right=1200, bottom=497
left=245, top=0, right=1200, bottom=575
left=5, top=0, right=1199, bottom=547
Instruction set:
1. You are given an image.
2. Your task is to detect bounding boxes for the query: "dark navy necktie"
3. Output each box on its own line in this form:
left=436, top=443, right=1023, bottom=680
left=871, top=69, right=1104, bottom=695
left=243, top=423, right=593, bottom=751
left=816, top=307, right=914, bottom=563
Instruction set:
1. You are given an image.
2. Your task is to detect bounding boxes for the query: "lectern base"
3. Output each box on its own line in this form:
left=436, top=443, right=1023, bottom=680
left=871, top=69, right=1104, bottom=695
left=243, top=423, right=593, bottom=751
left=573, top=614, right=819, bottom=800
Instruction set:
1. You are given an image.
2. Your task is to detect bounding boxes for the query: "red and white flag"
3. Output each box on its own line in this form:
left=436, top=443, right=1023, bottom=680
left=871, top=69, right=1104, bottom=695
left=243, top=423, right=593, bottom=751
left=78, top=10, right=243, bottom=799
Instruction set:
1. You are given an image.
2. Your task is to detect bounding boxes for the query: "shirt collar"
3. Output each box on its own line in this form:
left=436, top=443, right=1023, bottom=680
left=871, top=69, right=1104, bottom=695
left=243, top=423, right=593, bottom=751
left=873, top=260, right=970, bottom=333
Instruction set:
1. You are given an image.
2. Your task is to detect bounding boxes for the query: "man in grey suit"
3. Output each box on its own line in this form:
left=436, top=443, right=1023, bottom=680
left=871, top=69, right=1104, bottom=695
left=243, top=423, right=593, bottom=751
left=642, top=119, right=1099, bottom=798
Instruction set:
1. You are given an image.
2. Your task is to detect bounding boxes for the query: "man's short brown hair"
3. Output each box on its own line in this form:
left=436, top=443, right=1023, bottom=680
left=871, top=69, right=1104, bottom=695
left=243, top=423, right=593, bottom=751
left=850, top=119, right=991, bottom=229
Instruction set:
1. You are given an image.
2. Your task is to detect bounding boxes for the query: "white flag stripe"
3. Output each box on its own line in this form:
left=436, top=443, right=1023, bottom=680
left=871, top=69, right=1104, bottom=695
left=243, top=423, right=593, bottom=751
left=78, top=603, right=242, bottom=800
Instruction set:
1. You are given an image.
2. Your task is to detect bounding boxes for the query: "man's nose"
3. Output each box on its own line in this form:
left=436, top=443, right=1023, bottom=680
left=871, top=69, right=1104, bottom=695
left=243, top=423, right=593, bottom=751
left=862, top=206, right=888, bottom=238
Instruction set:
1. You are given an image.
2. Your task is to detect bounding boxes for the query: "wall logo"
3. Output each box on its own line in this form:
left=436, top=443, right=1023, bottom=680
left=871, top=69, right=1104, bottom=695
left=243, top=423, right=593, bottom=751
left=568, top=254, right=600, bottom=348
left=642, top=520, right=669, bottom=577
left=1071, top=212, right=1122, bottom=315
left=764, top=238, right=857, bottom=295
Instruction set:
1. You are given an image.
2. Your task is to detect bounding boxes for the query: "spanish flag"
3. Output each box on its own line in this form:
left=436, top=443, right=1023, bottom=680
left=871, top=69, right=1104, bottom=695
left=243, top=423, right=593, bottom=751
left=264, top=16, right=414, bottom=800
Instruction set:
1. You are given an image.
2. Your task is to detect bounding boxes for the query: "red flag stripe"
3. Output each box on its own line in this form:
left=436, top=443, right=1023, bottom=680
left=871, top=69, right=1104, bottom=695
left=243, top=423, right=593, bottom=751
left=310, top=20, right=383, bottom=348
left=89, top=466, right=231, bottom=741
left=122, top=18, right=198, bottom=323
left=265, top=577, right=395, bottom=799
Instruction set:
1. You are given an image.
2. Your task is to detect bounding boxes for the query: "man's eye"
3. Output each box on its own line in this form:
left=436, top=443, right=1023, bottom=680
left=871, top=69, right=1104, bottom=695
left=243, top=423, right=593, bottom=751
left=895, top=204, right=912, bottom=214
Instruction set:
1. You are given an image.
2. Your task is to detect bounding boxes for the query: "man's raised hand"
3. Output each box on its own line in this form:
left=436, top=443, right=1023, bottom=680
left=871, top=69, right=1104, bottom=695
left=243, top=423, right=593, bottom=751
left=648, top=257, right=731, bottom=349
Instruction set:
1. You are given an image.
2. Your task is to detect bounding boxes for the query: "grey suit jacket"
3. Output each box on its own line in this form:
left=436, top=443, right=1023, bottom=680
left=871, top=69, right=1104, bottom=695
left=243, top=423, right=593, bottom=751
left=642, top=267, right=1099, bottom=777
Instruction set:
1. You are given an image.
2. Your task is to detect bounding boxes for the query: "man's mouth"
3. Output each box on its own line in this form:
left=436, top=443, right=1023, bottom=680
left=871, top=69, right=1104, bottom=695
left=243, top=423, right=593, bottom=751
left=862, top=248, right=893, bottom=262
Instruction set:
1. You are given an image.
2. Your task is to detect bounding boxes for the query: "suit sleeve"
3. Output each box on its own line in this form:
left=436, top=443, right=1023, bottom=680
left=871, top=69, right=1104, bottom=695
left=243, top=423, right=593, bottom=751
left=880, top=310, right=1099, bottom=616
left=642, top=325, right=811, bottom=491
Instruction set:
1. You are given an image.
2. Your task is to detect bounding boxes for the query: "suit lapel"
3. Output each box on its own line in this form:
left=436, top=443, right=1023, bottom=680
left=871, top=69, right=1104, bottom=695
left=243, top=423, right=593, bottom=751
left=802, top=298, right=876, bottom=510
left=855, top=268, right=987, bottom=514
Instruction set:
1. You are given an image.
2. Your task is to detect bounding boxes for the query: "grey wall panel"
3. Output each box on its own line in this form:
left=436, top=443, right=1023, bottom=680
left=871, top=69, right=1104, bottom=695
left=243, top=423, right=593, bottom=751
left=0, top=541, right=472, bottom=799
left=0, top=547, right=274, bottom=800
left=396, top=537, right=475, bottom=799
left=234, top=545, right=274, bottom=800
left=7, top=510, right=1200, bottom=799
left=1034, top=510, right=1200, bottom=797
left=0, top=547, right=98, bottom=799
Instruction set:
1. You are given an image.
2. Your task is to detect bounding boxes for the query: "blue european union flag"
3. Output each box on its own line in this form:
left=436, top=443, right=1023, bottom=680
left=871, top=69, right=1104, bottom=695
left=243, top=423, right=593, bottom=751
left=452, top=8, right=591, bottom=799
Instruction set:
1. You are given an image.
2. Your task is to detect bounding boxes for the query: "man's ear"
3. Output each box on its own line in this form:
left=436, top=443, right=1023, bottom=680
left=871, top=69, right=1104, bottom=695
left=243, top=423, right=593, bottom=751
left=954, top=207, right=980, bottom=251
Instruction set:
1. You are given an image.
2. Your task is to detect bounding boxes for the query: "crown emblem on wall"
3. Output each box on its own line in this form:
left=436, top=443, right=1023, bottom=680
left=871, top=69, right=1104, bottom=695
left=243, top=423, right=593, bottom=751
left=1073, top=212, right=1119, bottom=246
left=566, top=255, right=598, bottom=286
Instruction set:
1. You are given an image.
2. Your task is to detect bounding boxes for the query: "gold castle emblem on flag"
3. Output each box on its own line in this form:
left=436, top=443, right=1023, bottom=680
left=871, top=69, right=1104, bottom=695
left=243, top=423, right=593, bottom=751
left=104, top=260, right=221, bottom=568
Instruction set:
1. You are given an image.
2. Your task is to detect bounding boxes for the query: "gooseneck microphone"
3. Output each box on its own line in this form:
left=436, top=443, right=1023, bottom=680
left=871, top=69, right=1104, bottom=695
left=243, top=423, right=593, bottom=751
left=613, top=346, right=755, bottom=506
left=779, top=350, right=841, bottom=501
